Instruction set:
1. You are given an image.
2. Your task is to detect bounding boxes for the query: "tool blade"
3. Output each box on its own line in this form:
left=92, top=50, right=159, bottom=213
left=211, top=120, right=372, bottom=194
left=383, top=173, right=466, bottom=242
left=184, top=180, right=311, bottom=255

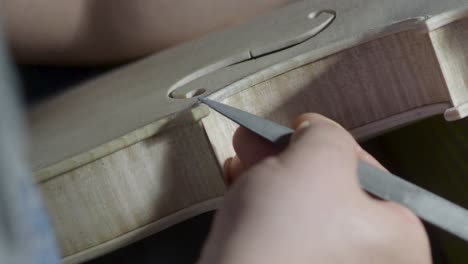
left=200, top=97, right=468, bottom=242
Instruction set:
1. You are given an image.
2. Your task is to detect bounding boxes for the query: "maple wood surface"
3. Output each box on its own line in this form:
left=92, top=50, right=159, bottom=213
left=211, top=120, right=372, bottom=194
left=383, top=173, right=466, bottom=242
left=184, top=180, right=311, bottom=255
left=27, top=4, right=468, bottom=263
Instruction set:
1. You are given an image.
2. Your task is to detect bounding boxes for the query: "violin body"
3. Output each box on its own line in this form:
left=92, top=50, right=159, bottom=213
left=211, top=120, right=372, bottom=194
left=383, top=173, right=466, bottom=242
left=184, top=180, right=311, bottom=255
left=30, top=0, right=468, bottom=262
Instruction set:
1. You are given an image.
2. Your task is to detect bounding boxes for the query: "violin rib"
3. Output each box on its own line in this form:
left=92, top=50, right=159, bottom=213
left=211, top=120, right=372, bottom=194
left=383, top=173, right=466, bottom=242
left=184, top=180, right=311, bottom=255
left=29, top=2, right=468, bottom=262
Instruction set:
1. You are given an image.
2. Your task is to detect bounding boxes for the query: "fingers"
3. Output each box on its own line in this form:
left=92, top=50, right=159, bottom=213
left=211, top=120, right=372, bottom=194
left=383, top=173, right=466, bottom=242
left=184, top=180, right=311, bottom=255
left=279, top=113, right=360, bottom=189
left=225, top=113, right=387, bottom=193
left=210, top=113, right=430, bottom=264
left=293, top=116, right=422, bottom=228
left=226, top=113, right=360, bottom=188
left=232, top=127, right=279, bottom=167
left=286, top=115, right=429, bottom=255
left=224, top=127, right=279, bottom=185
left=223, top=156, right=244, bottom=185
left=294, top=113, right=386, bottom=170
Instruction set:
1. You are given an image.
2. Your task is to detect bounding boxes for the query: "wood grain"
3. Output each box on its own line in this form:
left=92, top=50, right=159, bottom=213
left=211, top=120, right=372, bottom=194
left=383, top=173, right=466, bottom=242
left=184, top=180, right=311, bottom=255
left=35, top=107, right=210, bottom=182
left=430, top=18, right=468, bottom=120
left=30, top=5, right=468, bottom=263
left=40, top=121, right=225, bottom=262
left=29, top=0, right=468, bottom=176
left=38, top=20, right=468, bottom=262
left=203, top=30, right=451, bottom=166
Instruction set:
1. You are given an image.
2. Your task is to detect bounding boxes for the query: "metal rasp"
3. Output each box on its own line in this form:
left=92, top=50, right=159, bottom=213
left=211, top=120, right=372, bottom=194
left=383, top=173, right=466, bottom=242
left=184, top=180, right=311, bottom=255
left=199, top=97, right=468, bottom=242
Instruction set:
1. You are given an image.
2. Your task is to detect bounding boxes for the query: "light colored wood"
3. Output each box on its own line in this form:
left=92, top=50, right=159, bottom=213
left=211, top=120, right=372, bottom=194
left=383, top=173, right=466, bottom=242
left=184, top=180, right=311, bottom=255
left=202, top=30, right=451, bottom=165
left=62, top=198, right=223, bottom=264
left=40, top=119, right=225, bottom=262
left=29, top=0, right=468, bottom=176
left=28, top=2, right=468, bottom=262
left=430, top=18, right=468, bottom=120
left=28, top=2, right=336, bottom=172
left=41, top=26, right=456, bottom=261
left=35, top=107, right=210, bottom=182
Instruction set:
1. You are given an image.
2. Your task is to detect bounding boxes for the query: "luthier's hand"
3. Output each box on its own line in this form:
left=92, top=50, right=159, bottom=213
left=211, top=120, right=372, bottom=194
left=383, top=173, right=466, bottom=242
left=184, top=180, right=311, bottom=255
left=198, top=114, right=431, bottom=264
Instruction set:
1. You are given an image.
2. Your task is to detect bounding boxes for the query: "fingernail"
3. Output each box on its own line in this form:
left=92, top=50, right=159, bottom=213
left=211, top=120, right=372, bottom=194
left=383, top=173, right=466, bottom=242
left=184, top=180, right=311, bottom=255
left=296, top=120, right=310, bottom=131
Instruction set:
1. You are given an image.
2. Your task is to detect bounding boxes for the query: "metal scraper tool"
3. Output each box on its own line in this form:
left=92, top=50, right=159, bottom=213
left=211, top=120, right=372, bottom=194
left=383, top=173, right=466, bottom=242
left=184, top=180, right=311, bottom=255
left=199, top=97, right=468, bottom=242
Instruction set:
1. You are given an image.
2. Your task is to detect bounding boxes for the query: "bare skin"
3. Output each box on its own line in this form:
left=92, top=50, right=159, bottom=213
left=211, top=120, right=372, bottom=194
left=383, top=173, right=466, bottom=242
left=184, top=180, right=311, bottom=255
left=2, top=0, right=294, bottom=65
left=198, top=114, right=431, bottom=264
left=0, top=2, right=431, bottom=261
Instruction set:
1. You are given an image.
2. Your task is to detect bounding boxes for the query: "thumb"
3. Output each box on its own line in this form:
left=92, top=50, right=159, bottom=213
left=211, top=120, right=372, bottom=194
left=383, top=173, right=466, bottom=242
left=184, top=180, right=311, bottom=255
left=278, top=113, right=361, bottom=192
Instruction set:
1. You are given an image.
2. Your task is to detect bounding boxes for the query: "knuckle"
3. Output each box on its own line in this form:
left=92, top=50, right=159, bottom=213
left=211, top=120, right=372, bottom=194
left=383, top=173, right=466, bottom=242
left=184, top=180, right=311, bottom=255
left=301, top=123, right=355, bottom=155
left=243, top=156, right=289, bottom=184
left=299, top=112, right=327, bottom=122
left=362, top=202, right=430, bottom=254
left=254, top=156, right=284, bottom=174
left=296, top=113, right=341, bottom=129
